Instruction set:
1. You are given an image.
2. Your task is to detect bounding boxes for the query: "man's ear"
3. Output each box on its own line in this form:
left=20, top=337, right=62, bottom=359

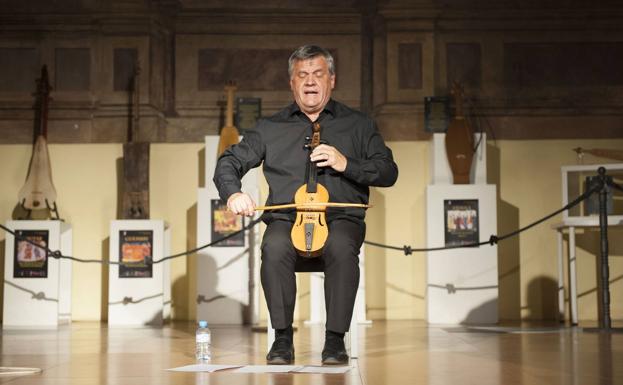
left=330, top=75, right=335, bottom=89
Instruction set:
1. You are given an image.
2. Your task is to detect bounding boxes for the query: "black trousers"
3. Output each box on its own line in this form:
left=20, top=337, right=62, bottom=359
left=260, top=219, right=365, bottom=333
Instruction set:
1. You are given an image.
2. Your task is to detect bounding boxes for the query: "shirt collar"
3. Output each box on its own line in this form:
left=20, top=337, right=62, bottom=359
left=288, top=99, right=336, bottom=120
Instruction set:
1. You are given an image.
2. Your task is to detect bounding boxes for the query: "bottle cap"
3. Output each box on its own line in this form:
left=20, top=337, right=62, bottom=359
left=198, top=320, right=208, bottom=328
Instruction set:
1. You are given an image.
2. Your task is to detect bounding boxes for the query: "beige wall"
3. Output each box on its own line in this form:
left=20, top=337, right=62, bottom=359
left=0, top=139, right=622, bottom=322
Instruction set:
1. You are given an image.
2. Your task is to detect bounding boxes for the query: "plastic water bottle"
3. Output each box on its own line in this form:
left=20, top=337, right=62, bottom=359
left=195, top=320, right=211, bottom=362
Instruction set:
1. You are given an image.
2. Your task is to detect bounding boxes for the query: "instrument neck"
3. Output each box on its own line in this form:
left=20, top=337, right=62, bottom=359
left=306, top=159, right=318, bottom=193
left=305, top=122, right=322, bottom=193
left=38, top=66, right=51, bottom=139
left=225, top=85, right=236, bottom=127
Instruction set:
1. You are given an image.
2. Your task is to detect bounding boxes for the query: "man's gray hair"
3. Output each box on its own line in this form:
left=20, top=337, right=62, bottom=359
left=288, top=45, right=335, bottom=77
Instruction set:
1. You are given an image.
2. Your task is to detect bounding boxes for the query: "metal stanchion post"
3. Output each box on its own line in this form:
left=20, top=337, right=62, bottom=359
left=585, top=167, right=623, bottom=333
left=597, top=167, right=611, bottom=330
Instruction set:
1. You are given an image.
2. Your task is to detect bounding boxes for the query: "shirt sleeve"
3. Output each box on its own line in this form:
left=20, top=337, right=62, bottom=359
left=213, top=126, right=265, bottom=202
left=342, top=119, right=398, bottom=187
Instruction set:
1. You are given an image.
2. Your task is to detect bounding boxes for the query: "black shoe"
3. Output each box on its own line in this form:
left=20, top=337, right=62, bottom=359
left=321, top=335, right=349, bottom=365
left=266, top=337, right=295, bottom=365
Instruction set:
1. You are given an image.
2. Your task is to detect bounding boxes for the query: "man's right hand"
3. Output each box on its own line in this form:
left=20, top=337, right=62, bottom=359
left=227, top=192, right=257, bottom=217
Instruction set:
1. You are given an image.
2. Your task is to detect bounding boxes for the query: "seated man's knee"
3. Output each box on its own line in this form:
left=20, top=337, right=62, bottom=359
left=323, top=238, right=360, bottom=266
left=261, top=228, right=295, bottom=266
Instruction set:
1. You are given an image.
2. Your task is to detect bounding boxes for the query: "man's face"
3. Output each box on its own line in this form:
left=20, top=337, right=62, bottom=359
left=290, top=56, right=335, bottom=117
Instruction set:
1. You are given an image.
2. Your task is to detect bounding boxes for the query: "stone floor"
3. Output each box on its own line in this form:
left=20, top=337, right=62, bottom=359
left=0, top=320, right=621, bottom=385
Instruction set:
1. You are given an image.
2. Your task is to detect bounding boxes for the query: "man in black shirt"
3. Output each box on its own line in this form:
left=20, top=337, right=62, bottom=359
left=214, top=45, right=398, bottom=364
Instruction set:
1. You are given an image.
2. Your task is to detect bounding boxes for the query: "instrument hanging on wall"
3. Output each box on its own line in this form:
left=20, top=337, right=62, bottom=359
left=445, top=81, right=474, bottom=184
left=573, top=147, right=623, bottom=163
left=18, top=65, right=61, bottom=220
left=121, top=60, right=150, bottom=219
left=217, top=81, right=240, bottom=157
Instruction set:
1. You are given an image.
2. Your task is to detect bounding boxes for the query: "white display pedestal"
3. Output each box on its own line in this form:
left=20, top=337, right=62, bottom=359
left=108, top=220, right=170, bottom=326
left=3, top=220, right=72, bottom=328
left=196, top=135, right=261, bottom=324
left=426, top=133, right=499, bottom=324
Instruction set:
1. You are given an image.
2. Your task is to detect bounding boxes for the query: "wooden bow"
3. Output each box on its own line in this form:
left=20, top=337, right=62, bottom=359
left=254, top=202, right=372, bottom=211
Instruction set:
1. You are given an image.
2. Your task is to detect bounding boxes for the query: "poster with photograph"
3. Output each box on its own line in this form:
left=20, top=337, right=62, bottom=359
left=211, top=199, right=245, bottom=247
left=444, top=199, right=479, bottom=247
left=14, top=229, right=49, bottom=278
left=119, top=230, right=153, bottom=278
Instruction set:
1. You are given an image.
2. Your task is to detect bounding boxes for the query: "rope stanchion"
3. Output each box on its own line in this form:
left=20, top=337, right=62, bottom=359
left=364, top=183, right=601, bottom=254
left=610, top=179, right=623, bottom=193
left=0, top=217, right=263, bottom=267
left=0, top=167, right=608, bottom=263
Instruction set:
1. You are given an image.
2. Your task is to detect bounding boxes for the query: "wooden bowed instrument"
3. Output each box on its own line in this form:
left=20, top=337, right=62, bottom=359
left=254, top=122, right=370, bottom=258
left=290, top=122, right=329, bottom=257
left=445, top=81, right=474, bottom=184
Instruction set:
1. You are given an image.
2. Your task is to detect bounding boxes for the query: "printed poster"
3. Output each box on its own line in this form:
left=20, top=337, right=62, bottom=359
left=211, top=199, right=244, bottom=247
left=119, top=230, right=153, bottom=278
left=14, top=229, right=49, bottom=278
left=444, top=199, right=479, bottom=247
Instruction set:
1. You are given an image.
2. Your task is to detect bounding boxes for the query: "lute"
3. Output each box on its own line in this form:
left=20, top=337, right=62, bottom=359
left=18, top=65, right=60, bottom=219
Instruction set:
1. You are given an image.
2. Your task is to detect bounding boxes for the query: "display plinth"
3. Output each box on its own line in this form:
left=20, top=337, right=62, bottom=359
left=108, top=220, right=170, bottom=326
left=197, top=135, right=261, bottom=324
left=426, top=133, right=498, bottom=324
left=3, top=220, right=72, bottom=328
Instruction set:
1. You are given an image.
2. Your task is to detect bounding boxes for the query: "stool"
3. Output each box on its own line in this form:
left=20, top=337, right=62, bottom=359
left=266, top=255, right=359, bottom=358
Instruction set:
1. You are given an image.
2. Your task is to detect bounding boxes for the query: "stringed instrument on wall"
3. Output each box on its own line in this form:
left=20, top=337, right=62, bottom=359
left=121, top=60, right=150, bottom=219
left=217, top=81, right=240, bottom=157
left=18, top=65, right=60, bottom=219
left=445, top=81, right=474, bottom=184
left=573, top=148, right=623, bottom=163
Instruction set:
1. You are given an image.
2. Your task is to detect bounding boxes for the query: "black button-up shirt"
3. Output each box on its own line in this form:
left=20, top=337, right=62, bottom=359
left=213, top=99, right=399, bottom=223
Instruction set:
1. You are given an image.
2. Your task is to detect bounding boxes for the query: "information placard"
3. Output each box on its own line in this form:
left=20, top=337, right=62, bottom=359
left=13, top=229, right=49, bottom=278
left=444, top=199, right=479, bottom=246
left=211, top=199, right=245, bottom=247
left=119, top=230, right=153, bottom=278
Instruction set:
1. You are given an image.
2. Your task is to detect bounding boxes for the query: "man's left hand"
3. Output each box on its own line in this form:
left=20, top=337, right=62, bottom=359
left=310, top=144, right=347, bottom=172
